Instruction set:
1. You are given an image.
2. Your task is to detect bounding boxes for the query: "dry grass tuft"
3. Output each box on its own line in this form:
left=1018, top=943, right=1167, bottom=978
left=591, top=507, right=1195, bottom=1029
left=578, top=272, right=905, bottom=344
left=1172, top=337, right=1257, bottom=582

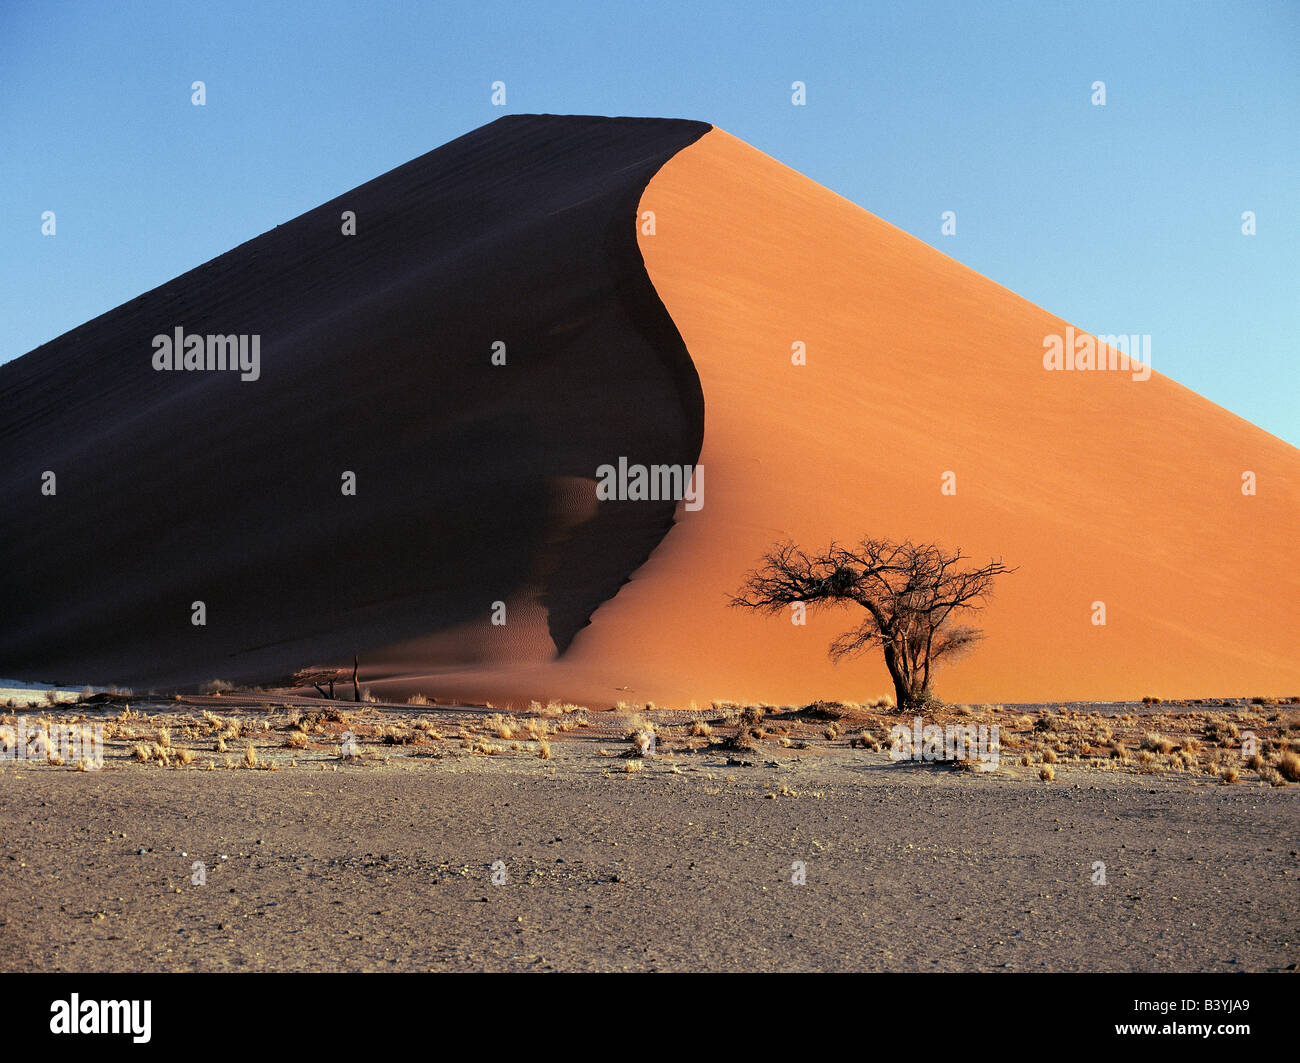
left=851, top=729, right=882, bottom=752
left=1278, top=751, right=1300, bottom=782
left=538, top=700, right=576, bottom=717
left=1039, top=765, right=1055, bottom=782
left=1142, top=732, right=1175, bottom=755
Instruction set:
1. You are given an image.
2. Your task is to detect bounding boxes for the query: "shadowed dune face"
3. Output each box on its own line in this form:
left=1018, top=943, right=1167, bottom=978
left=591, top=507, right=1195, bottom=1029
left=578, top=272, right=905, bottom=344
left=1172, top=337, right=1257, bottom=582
left=4, top=117, right=1296, bottom=705
left=0, top=116, right=710, bottom=690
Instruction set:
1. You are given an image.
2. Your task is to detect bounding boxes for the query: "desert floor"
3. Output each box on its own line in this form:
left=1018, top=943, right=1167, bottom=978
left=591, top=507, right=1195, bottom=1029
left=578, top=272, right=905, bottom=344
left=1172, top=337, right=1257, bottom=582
left=1, top=693, right=1296, bottom=972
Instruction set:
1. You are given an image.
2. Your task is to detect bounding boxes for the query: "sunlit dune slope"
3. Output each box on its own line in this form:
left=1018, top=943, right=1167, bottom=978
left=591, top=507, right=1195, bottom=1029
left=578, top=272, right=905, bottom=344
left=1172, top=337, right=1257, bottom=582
left=579, top=127, right=1297, bottom=704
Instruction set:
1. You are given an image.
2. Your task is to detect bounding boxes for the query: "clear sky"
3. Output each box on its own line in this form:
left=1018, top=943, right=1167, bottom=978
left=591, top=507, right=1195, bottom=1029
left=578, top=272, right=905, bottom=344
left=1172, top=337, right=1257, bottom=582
left=2, top=0, right=1296, bottom=443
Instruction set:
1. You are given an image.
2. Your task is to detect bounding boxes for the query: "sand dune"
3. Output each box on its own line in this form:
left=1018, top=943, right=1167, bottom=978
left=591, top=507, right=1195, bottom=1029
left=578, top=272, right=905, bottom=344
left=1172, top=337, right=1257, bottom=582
left=614, top=129, right=1300, bottom=704
left=0, top=116, right=709, bottom=691
left=2, top=116, right=1296, bottom=704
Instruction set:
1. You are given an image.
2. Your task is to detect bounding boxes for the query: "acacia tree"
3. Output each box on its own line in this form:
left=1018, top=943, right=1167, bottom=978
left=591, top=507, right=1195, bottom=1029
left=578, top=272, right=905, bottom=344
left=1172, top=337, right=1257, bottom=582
left=731, top=537, right=1014, bottom=711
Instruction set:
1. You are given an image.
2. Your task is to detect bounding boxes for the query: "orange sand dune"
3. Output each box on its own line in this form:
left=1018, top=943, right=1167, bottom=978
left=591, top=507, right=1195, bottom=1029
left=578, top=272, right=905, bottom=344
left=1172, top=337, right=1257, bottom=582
left=4, top=118, right=1295, bottom=705
left=565, top=128, right=1298, bottom=705
left=377, top=126, right=1299, bottom=707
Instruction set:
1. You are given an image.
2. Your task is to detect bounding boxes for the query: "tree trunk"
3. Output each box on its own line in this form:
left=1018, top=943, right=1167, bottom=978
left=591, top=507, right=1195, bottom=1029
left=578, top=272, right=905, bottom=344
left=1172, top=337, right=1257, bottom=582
left=352, top=656, right=361, bottom=703
left=884, top=639, right=931, bottom=712
left=882, top=642, right=911, bottom=711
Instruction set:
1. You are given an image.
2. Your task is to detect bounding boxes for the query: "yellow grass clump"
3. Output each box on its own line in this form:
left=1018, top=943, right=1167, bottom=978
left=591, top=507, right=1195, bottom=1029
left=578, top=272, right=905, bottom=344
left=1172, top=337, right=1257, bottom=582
left=1142, top=733, right=1175, bottom=755
left=1278, top=751, right=1300, bottom=782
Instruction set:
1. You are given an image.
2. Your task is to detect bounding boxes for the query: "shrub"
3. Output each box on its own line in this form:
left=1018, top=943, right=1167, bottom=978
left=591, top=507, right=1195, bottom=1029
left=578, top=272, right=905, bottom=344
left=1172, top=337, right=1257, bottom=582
left=1278, top=751, right=1300, bottom=783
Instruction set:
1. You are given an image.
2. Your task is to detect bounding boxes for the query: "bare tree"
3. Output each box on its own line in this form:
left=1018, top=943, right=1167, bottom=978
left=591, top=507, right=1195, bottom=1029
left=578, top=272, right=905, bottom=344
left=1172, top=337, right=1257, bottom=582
left=290, top=654, right=362, bottom=702
left=731, top=537, right=1014, bottom=711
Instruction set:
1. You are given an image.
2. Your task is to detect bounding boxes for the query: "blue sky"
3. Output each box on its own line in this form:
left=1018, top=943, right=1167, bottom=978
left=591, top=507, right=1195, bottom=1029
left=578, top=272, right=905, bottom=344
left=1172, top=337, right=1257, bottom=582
left=2, top=0, right=1296, bottom=443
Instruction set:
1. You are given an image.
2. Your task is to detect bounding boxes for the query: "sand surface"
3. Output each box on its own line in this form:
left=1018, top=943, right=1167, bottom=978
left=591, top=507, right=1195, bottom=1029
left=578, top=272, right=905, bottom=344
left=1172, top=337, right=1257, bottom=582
left=2, top=695, right=1295, bottom=972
